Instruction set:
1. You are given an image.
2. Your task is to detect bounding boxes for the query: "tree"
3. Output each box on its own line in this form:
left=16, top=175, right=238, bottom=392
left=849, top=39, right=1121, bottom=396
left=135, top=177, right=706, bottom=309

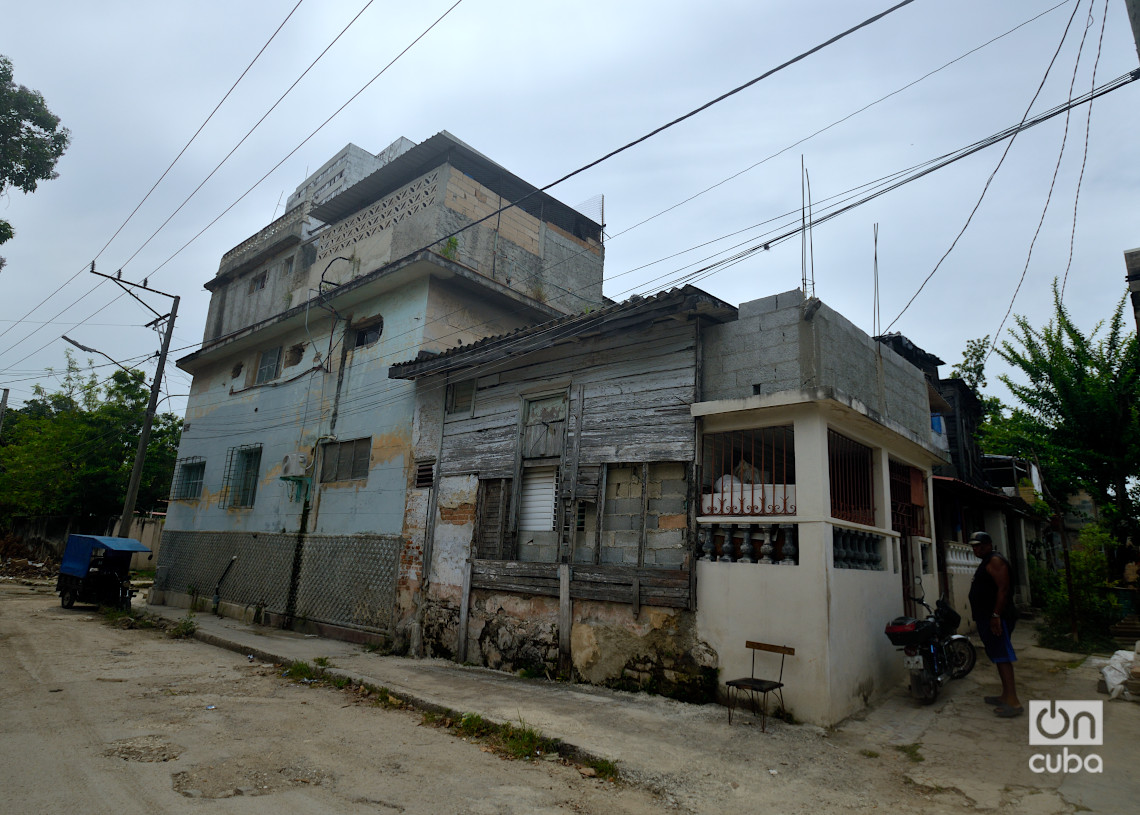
left=949, top=335, right=990, bottom=390
left=0, top=54, right=70, bottom=250
left=0, top=353, right=181, bottom=524
left=982, top=282, right=1140, bottom=548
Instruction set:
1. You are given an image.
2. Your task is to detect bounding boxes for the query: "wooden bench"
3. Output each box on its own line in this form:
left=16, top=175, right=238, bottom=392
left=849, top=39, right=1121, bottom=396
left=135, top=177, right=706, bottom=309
left=725, top=641, right=795, bottom=730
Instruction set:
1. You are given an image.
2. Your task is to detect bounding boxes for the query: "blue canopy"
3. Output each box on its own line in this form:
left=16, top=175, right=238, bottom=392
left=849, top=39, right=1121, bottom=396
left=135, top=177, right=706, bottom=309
left=60, top=534, right=151, bottom=578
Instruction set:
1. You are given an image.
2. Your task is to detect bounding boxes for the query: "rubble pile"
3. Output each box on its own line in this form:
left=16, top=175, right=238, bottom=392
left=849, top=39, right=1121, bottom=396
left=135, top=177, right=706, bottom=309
left=0, top=535, right=58, bottom=580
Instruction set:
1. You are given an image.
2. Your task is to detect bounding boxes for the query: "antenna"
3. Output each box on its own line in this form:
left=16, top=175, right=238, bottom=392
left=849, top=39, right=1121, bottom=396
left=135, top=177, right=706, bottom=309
left=801, top=156, right=807, bottom=294
left=873, top=223, right=881, bottom=339
left=806, top=167, right=816, bottom=299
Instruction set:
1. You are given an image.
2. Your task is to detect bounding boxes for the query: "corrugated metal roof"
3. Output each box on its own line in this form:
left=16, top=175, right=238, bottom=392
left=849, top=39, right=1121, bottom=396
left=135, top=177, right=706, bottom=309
left=389, top=285, right=737, bottom=379
left=309, top=131, right=602, bottom=241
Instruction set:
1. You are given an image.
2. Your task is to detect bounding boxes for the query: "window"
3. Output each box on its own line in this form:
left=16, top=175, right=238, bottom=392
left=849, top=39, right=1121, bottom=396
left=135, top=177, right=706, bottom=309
left=221, top=444, right=262, bottom=508
left=828, top=430, right=875, bottom=526
left=170, top=457, right=205, bottom=501
left=519, top=465, right=558, bottom=532
left=247, top=271, right=268, bottom=294
left=700, top=426, right=796, bottom=516
left=354, top=318, right=383, bottom=349
left=474, top=477, right=513, bottom=559
left=255, top=346, right=282, bottom=384
left=320, top=437, right=371, bottom=482
left=445, top=379, right=475, bottom=418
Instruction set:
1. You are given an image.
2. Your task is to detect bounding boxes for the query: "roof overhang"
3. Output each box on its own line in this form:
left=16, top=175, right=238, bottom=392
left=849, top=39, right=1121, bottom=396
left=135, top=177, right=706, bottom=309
left=388, top=286, right=737, bottom=380
left=310, top=131, right=602, bottom=242
left=177, top=250, right=564, bottom=374
left=693, top=386, right=951, bottom=467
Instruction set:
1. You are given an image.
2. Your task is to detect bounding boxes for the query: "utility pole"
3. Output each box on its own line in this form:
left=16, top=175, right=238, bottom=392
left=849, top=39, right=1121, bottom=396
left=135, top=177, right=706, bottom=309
left=0, top=388, right=9, bottom=440
left=1125, top=248, right=1140, bottom=336
left=89, top=269, right=180, bottom=537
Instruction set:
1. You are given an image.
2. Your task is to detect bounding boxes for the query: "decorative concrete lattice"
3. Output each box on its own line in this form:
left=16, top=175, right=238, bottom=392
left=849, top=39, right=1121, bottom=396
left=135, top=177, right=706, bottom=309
left=155, top=531, right=400, bottom=634
left=294, top=534, right=400, bottom=633
left=316, top=172, right=438, bottom=262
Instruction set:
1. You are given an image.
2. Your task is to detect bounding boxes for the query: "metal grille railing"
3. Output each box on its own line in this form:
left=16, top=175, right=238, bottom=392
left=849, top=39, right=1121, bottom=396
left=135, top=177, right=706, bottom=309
left=700, top=426, right=796, bottom=516
left=828, top=430, right=875, bottom=526
left=155, top=530, right=400, bottom=634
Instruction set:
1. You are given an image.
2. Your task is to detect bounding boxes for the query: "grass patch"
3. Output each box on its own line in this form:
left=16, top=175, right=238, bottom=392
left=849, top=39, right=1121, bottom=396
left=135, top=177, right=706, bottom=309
left=583, top=757, right=620, bottom=782
left=313, top=656, right=331, bottom=668
left=421, top=710, right=569, bottom=766
left=166, top=612, right=198, bottom=639
left=894, top=743, right=925, bottom=763
left=100, top=606, right=156, bottom=629
left=859, top=749, right=880, bottom=758
left=284, top=660, right=320, bottom=680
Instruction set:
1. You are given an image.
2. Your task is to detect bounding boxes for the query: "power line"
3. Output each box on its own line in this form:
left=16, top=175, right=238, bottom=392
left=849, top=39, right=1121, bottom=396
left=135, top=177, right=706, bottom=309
left=884, top=0, right=1084, bottom=333
left=0, top=1, right=305, bottom=347
left=0, top=1, right=463, bottom=373
left=987, top=0, right=1098, bottom=362
left=1061, top=0, right=1108, bottom=300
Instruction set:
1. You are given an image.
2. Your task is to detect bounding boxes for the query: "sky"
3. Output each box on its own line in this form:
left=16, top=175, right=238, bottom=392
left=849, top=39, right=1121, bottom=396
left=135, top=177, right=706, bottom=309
left=1, top=0, right=1138, bottom=418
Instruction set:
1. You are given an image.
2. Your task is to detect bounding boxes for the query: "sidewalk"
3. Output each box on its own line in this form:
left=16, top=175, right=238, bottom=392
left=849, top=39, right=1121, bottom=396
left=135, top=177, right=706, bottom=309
left=145, top=601, right=1139, bottom=814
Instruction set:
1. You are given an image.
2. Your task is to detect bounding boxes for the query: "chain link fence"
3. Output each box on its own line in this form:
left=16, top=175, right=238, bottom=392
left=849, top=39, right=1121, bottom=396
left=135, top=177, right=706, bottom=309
left=156, top=530, right=400, bottom=635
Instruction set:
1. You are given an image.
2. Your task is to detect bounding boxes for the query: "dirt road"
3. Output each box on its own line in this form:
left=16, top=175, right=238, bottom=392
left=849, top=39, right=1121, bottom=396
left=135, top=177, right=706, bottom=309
left=0, top=584, right=664, bottom=814
left=3, top=581, right=1137, bottom=814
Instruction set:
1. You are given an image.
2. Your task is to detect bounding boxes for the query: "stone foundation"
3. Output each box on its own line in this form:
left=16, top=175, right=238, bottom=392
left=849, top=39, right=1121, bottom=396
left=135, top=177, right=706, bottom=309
left=422, top=591, right=719, bottom=701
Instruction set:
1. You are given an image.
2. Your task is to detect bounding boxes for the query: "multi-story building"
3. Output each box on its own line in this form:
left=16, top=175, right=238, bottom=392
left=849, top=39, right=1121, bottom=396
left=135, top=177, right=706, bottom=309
left=152, top=132, right=605, bottom=639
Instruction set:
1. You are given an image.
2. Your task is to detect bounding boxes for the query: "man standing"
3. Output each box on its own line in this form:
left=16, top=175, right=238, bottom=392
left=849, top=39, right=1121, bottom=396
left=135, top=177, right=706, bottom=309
left=968, top=530, right=1022, bottom=717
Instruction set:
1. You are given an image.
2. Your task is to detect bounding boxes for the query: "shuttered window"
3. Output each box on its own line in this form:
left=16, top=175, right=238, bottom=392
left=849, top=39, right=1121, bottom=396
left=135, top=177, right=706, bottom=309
left=320, top=437, right=371, bottom=482
left=474, top=477, right=512, bottom=559
left=519, top=466, right=558, bottom=532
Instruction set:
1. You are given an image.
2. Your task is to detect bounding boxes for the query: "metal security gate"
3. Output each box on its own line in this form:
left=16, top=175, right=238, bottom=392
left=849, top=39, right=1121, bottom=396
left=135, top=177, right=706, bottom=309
left=156, top=530, right=400, bottom=635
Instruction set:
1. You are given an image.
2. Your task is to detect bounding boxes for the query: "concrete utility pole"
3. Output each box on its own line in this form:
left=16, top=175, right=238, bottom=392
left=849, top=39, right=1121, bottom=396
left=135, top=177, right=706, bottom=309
left=88, top=268, right=181, bottom=538
left=0, top=388, right=9, bottom=440
left=117, top=295, right=179, bottom=537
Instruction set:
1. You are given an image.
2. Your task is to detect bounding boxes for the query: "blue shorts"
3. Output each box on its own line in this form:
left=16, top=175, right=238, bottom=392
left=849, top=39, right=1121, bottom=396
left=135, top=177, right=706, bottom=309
left=977, top=618, right=1017, bottom=664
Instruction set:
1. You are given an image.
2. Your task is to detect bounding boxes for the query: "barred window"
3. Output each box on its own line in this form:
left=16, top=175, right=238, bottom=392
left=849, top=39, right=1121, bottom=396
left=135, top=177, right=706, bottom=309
left=321, top=437, right=371, bottom=482
left=828, top=430, right=875, bottom=526
left=255, top=346, right=282, bottom=384
left=170, top=457, right=205, bottom=501
left=221, top=444, right=262, bottom=508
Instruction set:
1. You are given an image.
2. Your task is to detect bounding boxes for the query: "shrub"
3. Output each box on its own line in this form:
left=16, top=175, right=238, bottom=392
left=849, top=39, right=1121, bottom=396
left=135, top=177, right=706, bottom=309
left=1036, top=525, right=1120, bottom=652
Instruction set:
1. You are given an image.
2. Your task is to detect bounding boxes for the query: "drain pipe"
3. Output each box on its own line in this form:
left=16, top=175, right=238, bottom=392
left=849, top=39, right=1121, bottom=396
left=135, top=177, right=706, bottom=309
left=212, top=556, right=238, bottom=615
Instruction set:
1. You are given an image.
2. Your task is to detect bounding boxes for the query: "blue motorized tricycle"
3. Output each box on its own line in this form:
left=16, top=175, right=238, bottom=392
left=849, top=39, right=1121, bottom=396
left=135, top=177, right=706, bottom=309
left=56, top=534, right=151, bottom=610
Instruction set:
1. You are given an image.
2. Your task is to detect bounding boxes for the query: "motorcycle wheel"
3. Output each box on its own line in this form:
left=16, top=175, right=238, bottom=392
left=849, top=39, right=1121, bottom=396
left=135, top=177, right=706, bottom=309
left=60, top=589, right=75, bottom=609
left=946, top=638, right=977, bottom=679
left=910, top=672, right=939, bottom=705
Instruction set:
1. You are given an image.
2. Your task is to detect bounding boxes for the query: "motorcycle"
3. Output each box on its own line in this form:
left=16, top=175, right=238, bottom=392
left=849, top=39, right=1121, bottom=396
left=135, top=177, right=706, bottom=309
left=884, top=590, right=976, bottom=704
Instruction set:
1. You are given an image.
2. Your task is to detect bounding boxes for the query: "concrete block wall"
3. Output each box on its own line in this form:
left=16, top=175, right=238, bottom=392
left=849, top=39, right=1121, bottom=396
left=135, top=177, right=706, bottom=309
left=702, top=289, right=931, bottom=442
left=595, top=462, right=688, bottom=567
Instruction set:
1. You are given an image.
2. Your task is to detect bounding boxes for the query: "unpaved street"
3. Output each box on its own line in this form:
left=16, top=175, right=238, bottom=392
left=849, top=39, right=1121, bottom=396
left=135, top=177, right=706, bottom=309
left=3, top=581, right=1138, bottom=814
left=0, top=584, right=662, bottom=814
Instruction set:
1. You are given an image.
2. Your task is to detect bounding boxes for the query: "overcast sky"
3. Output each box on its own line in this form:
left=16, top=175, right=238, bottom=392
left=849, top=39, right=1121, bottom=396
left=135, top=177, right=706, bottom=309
left=1, top=0, right=1137, bottom=416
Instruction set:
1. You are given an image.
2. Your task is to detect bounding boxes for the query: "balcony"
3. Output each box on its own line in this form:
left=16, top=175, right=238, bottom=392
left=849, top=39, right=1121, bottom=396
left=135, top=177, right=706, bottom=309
left=216, top=202, right=309, bottom=279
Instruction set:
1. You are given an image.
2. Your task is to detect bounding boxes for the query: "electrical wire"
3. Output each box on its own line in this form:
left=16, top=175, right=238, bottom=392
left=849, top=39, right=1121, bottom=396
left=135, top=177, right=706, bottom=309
left=883, top=0, right=1084, bottom=333
left=0, top=1, right=305, bottom=345
left=0, top=0, right=464, bottom=374
left=986, top=0, right=1097, bottom=363
left=1061, top=0, right=1108, bottom=300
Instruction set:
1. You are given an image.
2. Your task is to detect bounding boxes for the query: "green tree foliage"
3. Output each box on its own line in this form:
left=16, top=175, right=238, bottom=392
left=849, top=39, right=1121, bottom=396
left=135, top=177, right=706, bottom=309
left=1031, top=525, right=1121, bottom=652
left=0, top=54, right=70, bottom=248
left=0, top=353, right=181, bottom=522
left=982, top=282, right=1139, bottom=546
left=949, top=334, right=990, bottom=390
